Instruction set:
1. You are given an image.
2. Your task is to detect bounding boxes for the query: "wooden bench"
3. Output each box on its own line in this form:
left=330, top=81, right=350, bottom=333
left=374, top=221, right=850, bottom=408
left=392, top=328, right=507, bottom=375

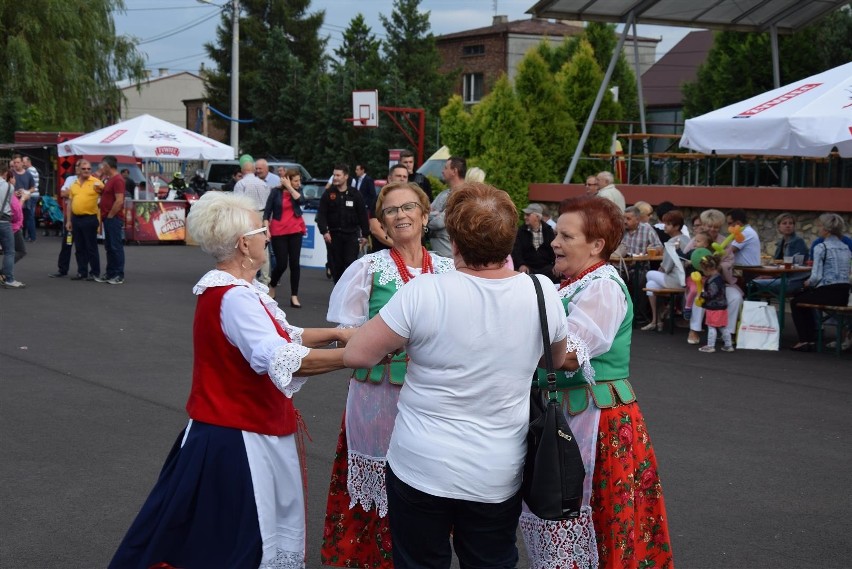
left=643, top=287, right=686, bottom=335
left=796, top=303, right=852, bottom=355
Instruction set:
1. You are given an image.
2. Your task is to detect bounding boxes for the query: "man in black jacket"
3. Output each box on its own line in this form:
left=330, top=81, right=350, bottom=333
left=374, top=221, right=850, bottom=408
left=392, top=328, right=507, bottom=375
left=316, top=164, right=370, bottom=282
left=349, top=163, right=377, bottom=217
left=400, top=150, right=432, bottom=201
left=512, top=203, right=558, bottom=282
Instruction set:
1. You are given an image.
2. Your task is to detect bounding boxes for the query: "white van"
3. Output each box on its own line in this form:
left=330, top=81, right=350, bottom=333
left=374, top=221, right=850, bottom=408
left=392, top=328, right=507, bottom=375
left=205, top=160, right=312, bottom=191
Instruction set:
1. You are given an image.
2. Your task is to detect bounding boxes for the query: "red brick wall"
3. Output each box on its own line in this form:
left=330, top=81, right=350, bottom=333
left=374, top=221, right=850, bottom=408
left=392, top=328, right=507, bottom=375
left=437, top=32, right=508, bottom=100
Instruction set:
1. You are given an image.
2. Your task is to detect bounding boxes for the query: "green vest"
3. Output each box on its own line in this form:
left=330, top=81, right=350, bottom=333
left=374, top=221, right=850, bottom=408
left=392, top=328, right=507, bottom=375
left=352, top=271, right=408, bottom=385
left=534, top=274, right=636, bottom=414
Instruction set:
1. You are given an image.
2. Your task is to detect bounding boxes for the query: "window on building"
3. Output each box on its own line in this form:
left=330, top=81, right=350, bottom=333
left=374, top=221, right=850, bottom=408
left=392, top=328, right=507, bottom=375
left=463, top=73, right=484, bottom=104
left=462, top=44, right=485, bottom=57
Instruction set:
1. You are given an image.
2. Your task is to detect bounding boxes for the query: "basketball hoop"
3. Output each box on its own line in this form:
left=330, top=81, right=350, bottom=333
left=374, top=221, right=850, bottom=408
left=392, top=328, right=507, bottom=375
left=349, top=90, right=378, bottom=128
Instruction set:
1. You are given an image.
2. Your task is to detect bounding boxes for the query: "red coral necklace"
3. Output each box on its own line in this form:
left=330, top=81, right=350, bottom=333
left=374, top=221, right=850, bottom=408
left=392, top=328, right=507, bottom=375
left=559, top=260, right=606, bottom=290
left=390, top=247, right=433, bottom=283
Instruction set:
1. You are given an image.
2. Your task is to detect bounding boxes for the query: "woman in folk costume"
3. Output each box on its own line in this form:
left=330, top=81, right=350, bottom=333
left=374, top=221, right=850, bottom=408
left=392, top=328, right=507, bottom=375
left=110, top=192, right=353, bottom=569
left=521, top=195, right=674, bottom=569
left=321, top=182, right=454, bottom=568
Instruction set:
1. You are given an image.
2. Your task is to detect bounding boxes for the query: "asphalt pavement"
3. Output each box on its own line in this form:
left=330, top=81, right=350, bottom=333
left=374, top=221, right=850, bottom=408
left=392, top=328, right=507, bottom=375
left=1, top=236, right=850, bottom=568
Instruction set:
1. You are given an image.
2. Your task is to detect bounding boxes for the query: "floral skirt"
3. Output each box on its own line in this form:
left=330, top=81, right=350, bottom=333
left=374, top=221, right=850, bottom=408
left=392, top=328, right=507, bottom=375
left=321, top=417, right=394, bottom=568
left=592, top=404, right=674, bottom=569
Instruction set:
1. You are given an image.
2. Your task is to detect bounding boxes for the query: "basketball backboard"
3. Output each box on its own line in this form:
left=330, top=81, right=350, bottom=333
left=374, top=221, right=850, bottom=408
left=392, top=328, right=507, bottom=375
left=350, top=90, right=378, bottom=128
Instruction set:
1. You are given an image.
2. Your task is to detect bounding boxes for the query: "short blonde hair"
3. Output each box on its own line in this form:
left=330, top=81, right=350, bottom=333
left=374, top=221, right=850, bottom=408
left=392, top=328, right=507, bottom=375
left=818, top=213, right=847, bottom=237
left=187, top=192, right=257, bottom=262
left=375, top=182, right=431, bottom=224
left=446, top=182, right=517, bottom=267
left=464, top=167, right=486, bottom=183
left=699, top=209, right=726, bottom=230
left=634, top=200, right=653, bottom=218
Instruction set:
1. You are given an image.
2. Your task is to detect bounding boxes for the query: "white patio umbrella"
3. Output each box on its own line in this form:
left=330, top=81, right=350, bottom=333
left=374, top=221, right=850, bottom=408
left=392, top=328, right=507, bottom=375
left=680, top=62, right=852, bottom=158
left=57, top=114, right=234, bottom=160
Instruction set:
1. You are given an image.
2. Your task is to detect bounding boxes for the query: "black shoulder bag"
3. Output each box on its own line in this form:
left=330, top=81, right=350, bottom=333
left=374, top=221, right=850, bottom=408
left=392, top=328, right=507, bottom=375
left=522, top=274, right=585, bottom=521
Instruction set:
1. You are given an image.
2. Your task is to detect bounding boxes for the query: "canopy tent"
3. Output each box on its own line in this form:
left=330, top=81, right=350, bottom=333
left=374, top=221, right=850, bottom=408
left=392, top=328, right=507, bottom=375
left=680, top=62, right=852, bottom=158
left=57, top=114, right=234, bottom=160
left=526, top=0, right=850, bottom=182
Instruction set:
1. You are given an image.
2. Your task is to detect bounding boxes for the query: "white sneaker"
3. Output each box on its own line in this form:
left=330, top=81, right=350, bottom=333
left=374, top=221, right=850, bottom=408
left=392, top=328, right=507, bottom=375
left=2, top=279, right=26, bottom=288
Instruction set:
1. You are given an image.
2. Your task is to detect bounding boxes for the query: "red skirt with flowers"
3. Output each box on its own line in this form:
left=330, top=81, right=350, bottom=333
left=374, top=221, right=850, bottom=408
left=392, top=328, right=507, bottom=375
left=321, top=417, right=394, bottom=568
left=592, top=403, right=674, bottom=569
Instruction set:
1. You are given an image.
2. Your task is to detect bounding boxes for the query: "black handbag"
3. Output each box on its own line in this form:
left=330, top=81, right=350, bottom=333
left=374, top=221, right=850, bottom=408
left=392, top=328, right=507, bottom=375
left=522, top=274, right=585, bottom=521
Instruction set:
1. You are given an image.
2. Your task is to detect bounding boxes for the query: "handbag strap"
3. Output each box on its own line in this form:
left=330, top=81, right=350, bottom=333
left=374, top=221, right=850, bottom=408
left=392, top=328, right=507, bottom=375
left=529, top=274, right=558, bottom=398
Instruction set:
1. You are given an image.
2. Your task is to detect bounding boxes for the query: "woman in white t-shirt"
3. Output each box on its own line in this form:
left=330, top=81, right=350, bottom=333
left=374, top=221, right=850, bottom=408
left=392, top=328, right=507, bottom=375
left=345, top=182, right=568, bottom=568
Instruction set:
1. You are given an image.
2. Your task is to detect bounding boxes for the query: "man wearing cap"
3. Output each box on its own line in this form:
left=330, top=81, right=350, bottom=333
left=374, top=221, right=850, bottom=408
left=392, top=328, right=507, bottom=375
left=512, top=203, right=558, bottom=282
left=234, top=155, right=274, bottom=284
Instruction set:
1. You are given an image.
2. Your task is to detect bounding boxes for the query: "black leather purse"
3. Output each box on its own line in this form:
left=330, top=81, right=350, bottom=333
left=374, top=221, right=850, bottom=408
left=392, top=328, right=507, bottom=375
left=522, top=274, right=585, bottom=521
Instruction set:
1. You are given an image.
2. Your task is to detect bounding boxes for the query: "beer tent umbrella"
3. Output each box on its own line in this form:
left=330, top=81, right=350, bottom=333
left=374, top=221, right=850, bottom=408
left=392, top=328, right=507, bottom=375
left=680, top=62, right=852, bottom=158
left=57, top=113, right=234, bottom=160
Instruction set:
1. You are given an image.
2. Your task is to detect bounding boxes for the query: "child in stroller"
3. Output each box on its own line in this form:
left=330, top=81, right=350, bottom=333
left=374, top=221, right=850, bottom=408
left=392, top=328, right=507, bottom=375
left=40, top=195, right=64, bottom=236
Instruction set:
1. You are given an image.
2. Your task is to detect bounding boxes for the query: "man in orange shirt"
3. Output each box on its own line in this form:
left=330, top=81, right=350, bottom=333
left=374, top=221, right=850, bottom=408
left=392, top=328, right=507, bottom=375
left=65, top=160, right=103, bottom=280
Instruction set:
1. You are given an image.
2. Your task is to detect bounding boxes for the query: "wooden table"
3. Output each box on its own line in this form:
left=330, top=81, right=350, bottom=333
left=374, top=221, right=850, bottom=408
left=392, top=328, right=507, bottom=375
left=737, top=265, right=812, bottom=333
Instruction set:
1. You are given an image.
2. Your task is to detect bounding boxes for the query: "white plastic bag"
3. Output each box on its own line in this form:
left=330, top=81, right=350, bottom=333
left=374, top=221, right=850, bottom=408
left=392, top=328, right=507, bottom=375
left=736, top=300, right=780, bottom=351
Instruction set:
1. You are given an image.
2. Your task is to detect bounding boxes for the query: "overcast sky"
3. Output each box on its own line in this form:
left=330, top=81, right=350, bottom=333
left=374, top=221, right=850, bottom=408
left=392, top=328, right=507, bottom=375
left=115, top=0, right=696, bottom=77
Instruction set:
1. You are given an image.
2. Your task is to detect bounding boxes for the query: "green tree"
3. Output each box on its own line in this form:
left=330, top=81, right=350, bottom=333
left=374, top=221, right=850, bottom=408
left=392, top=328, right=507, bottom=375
left=472, top=76, right=548, bottom=210
left=683, top=6, right=852, bottom=117
left=557, top=39, right=622, bottom=182
left=583, top=22, right=639, bottom=122
left=439, top=95, right=475, bottom=157
left=0, top=0, right=146, bottom=135
left=203, top=0, right=327, bottom=150
left=380, top=0, right=453, bottom=156
left=514, top=49, right=578, bottom=182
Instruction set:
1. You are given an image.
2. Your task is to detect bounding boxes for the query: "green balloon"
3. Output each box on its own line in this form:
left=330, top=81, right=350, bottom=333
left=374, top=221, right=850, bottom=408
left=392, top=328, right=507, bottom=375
left=691, top=247, right=712, bottom=270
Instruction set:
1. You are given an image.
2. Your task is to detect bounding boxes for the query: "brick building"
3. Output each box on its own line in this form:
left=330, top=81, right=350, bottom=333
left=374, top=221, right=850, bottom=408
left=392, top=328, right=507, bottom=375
left=436, top=15, right=659, bottom=104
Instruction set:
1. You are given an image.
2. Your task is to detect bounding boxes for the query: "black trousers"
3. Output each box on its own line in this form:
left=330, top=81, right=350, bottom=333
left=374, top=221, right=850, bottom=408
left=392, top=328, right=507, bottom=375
left=385, top=466, right=521, bottom=569
left=790, top=283, right=851, bottom=342
left=269, top=233, right=303, bottom=293
left=329, top=231, right=359, bottom=283
left=57, top=227, right=73, bottom=274
left=71, top=214, right=100, bottom=277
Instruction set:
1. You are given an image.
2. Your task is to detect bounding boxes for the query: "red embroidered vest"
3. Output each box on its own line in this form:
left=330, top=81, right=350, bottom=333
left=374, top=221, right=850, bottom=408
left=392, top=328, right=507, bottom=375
left=186, top=284, right=297, bottom=435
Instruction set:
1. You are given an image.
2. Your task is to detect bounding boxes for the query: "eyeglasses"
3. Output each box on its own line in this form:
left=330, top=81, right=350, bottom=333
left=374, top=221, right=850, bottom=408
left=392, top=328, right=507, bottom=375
left=80, top=168, right=92, bottom=171
left=585, top=182, right=598, bottom=187
left=381, top=202, right=421, bottom=218
left=234, top=226, right=268, bottom=248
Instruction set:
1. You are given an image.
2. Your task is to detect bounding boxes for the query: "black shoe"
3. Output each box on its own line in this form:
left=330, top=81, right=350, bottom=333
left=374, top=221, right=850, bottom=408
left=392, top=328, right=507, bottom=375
left=92, top=274, right=109, bottom=283
left=70, top=274, right=87, bottom=281
left=48, top=272, right=67, bottom=278
left=85, top=275, right=96, bottom=281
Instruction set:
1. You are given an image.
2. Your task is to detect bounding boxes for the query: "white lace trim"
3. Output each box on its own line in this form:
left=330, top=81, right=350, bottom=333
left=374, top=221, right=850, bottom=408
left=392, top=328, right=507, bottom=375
left=519, top=506, right=599, bottom=569
left=269, top=342, right=311, bottom=397
left=557, top=264, right=623, bottom=300
left=365, top=250, right=455, bottom=289
left=259, top=548, right=304, bottom=569
left=193, top=269, right=304, bottom=345
left=563, top=333, right=595, bottom=385
left=347, top=452, right=388, bottom=517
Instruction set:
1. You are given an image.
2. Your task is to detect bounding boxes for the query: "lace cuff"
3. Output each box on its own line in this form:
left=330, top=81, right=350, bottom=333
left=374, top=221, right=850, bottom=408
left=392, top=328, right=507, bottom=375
left=259, top=548, right=304, bottom=569
left=564, top=332, right=595, bottom=385
left=347, top=452, right=389, bottom=517
left=519, top=506, right=598, bottom=569
left=269, top=342, right=311, bottom=397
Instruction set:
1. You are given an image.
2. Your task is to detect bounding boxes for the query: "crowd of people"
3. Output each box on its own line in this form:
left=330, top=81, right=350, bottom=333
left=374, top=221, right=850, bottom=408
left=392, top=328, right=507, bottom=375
left=5, top=148, right=850, bottom=568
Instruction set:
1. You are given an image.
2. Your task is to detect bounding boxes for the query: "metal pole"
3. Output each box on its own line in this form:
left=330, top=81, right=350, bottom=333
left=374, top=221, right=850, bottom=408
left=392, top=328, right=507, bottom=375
left=770, top=24, right=780, bottom=89
left=563, top=10, right=635, bottom=184
left=632, top=20, right=650, bottom=182
left=230, top=0, right=240, bottom=158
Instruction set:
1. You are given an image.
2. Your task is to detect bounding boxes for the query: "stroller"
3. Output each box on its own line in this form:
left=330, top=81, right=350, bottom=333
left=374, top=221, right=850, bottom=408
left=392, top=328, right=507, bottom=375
left=40, top=195, right=65, bottom=236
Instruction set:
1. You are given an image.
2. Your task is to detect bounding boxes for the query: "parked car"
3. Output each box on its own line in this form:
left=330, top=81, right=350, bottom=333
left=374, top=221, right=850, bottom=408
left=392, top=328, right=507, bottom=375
left=299, top=178, right=327, bottom=211
left=204, top=160, right=312, bottom=191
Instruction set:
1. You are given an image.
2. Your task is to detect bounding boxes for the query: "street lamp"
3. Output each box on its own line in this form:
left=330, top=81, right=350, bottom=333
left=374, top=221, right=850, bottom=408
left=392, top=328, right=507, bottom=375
left=199, top=0, right=240, bottom=157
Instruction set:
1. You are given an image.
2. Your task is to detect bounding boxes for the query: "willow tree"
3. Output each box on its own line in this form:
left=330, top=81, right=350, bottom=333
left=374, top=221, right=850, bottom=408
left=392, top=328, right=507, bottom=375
left=0, top=0, right=146, bottom=136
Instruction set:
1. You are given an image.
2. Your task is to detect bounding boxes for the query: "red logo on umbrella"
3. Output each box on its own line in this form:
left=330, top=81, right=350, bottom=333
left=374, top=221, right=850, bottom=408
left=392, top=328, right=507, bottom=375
left=155, top=146, right=180, bottom=157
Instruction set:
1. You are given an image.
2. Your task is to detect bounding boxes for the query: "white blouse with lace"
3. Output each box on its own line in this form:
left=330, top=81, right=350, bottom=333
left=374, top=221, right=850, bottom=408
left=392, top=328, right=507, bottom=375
left=194, top=269, right=310, bottom=397
left=326, top=250, right=454, bottom=517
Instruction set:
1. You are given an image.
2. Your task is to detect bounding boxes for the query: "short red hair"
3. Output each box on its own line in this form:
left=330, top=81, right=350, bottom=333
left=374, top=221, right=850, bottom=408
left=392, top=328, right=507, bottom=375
left=446, top=182, right=517, bottom=267
left=558, top=196, right=624, bottom=259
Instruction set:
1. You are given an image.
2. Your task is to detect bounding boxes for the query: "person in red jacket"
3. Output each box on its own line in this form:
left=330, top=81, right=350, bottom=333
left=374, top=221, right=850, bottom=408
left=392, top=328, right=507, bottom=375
left=110, top=192, right=356, bottom=569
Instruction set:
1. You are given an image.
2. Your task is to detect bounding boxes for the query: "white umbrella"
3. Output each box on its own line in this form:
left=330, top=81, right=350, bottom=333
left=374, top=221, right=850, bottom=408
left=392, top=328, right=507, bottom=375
left=680, top=62, right=852, bottom=158
left=57, top=114, right=235, bottom=160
